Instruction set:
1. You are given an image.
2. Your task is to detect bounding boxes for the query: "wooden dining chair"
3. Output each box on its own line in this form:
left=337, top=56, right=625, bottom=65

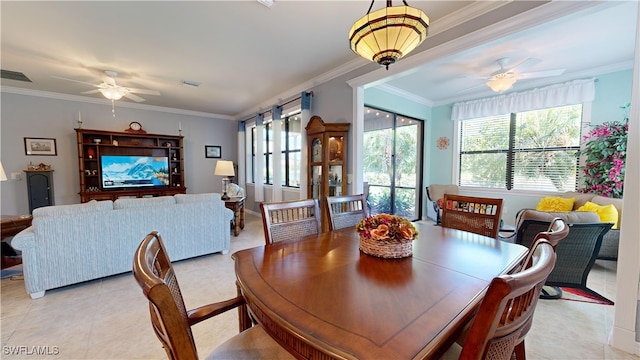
left=443, top=239, right=557, bottom=360
left=260, top=199, right=321, bottom=245
left=133, top=231, right=294, bottom=360
left=325, top=194, right=367, bottom=230
left=441, top=194, right=503, bottom=238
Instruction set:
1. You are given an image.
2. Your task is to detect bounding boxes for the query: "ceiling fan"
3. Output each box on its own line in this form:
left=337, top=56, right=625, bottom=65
left=55, top=70, right=160, bottom=102
left=466, top=58, right=566, bottom=93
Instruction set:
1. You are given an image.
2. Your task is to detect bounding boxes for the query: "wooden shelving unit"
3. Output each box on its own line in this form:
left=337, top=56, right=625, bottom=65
left=75, top=128, right=186, bottom=202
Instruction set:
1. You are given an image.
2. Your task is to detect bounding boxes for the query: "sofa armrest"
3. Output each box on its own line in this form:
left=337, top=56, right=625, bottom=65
left=10, top=226, right=35, bottom=251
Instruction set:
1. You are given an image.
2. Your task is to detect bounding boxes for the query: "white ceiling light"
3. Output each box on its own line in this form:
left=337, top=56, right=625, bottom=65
left=486, top=73, right=517, bottom=93
left=99, top=87, right=125, bottom=100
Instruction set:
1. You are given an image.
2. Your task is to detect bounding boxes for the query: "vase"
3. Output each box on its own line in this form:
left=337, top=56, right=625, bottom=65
left=359, top=234, right=413, bottom=259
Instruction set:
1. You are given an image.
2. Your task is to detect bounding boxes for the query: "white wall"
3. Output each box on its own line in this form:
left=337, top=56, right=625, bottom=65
left=0, top=91, right=237, bottom=215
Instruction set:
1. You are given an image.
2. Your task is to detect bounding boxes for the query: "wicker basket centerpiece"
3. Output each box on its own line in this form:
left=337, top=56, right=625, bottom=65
left=356, top=214, right=418, bottom=258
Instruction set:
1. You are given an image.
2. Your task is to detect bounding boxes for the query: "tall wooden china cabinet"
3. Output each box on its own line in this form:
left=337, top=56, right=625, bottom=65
left=75, top=127, right=186, bottom=202
left=305, top=116, right=350, bottom=231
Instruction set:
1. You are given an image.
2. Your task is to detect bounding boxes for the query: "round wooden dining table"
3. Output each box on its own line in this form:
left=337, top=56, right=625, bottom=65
left=233, top=221, right=528, bottom=359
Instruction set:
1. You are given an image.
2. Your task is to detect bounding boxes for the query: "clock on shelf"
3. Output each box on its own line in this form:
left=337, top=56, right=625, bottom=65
left=125, top=121, right=146, bottom=133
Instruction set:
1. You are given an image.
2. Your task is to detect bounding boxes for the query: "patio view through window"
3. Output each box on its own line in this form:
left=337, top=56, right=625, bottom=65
left=363, top=107, right=423, bottom=221
left=458, top=104, right=582, bottom=192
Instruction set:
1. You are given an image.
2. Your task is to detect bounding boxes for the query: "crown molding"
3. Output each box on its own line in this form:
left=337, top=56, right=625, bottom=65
left=0, top=86, right=235, bottom=120
left=374, top=84, right=434, bottom=107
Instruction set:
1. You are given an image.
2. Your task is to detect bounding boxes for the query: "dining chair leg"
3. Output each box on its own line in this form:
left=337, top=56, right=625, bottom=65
left=514, top=340, right=526, bottom=360
left=236, top=283, right=252, bottom=332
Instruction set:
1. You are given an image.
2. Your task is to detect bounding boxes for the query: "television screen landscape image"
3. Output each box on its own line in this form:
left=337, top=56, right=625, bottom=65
left=101, top=155, right=169, bottom=189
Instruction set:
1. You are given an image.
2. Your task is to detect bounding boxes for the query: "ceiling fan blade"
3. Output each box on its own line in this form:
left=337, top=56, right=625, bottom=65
left=123, top=92, right=146, bottom=102
left=81, top=89, right=100, bottom=95
left=52, top=76, right=99, bottom=88
left=126, top=87, right=161, bottom=96
left=503, top=58, right=540, bottom=72
left=518, top=69, right=565, bottom=79
left=455, top=83, right=487, bottom=94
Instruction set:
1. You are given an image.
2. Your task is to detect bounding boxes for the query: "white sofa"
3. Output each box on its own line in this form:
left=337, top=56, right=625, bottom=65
left=12, top=193, right=233, bottom=299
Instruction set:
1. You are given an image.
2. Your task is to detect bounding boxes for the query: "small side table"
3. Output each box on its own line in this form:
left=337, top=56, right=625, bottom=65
left=223, top=197, right=245, bottom=237
left=1, top=215, right=32, bottom=269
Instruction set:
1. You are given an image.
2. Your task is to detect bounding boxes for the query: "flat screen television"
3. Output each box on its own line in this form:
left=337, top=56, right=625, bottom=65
left=100, top=155, right=170, bottom=190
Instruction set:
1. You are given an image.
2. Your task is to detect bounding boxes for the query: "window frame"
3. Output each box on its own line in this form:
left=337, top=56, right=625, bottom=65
left=453, top=104, right=588, bottom=194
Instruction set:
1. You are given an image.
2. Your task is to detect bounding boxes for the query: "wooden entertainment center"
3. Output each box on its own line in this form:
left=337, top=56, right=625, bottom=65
left=76, top=128, right=186, bottom=202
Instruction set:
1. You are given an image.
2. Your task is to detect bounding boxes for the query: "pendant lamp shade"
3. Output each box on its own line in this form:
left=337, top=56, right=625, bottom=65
left=486, top=74, right=517, bottom=93
left=349, top=1, right=429, bottom=70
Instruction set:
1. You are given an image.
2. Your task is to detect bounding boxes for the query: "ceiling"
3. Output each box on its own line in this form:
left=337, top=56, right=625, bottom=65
left=1, top=1, right=637, bottom=119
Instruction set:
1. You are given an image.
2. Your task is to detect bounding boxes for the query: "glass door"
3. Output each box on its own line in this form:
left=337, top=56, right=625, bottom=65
left=363, top=107, right=423, bottom=220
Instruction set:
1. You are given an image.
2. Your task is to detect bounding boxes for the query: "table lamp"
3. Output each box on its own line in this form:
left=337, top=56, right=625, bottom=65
left=214, top=160, right=235, bottom=200
left=0, top=161, right=7, bottom=181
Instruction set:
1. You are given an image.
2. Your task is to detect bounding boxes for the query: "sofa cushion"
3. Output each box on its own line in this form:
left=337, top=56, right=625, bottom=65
left=33, top=200, right=113, bottom=217
left=577, top=201, right=619, bottom=229
left=562, top=191, right=595, bottom=209
left=113, top=196, right=176, bottom=209
left=175, top=193, right=221, bottom=203
left=590, top=195, right=623, bottom=226
left=516, top=209, right=600, bottom=228
left=535, top=196, right=575, bottom=212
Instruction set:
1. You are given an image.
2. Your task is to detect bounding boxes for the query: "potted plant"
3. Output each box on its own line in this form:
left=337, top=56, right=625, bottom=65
left=579, top=103, right=629, bottom=198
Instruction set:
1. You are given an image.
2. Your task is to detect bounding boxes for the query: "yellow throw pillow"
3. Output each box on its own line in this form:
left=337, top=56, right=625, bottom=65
left=577, top=201, right=619, bottom=229
left=535, top=196, right=575, bottom=212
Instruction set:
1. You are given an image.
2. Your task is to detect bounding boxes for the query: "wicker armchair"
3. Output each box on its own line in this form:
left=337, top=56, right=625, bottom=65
left=510, top=212, right=613, bottom=304
left=260, top=199, right=321, bottom=245
left=325, top=194, right=367, bottom=231
left=441, top=194, right=503, bottom=239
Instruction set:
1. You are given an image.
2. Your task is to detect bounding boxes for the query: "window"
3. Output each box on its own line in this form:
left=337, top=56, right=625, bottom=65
left=458, top=104, right=582, bottom=192
left=283, top=114, right=301, bottom=187
left=249, top=110, right=301, bottom=187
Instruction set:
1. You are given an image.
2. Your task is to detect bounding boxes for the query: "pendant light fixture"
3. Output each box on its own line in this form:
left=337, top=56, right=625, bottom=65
left=349, top=0, right=429, bottom=70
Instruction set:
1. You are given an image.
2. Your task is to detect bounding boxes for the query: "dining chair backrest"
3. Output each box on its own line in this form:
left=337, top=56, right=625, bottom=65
left=133, top=231, right=197, bottom=360
left=458, top=240, right=556, bottom=360
left=441, top=194, right=503, bottom=239
left=325, top=194, right=367, bottom=230
left=133, top=231, right=294, bottom=359
left=260, top=199, right=321, bottom=245
left=518, top=218, right=568, bottom=272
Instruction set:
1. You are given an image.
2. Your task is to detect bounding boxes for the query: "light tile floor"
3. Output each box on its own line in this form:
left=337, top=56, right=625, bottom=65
left=1, top=214, right=638, bottom=359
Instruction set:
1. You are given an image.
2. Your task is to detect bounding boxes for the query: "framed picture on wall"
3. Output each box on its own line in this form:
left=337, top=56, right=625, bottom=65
left=24, top=137, right=57, bottom=156
left=205, top=145, right=221, bottom=158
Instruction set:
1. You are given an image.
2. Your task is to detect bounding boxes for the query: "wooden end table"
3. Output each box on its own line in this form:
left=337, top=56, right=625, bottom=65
left=1, top=214, right=32, bottom=269
left=223, top=197, right=245, bottom=236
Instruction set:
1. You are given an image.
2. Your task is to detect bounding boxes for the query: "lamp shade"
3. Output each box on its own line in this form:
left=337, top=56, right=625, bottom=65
left=214, top=160, right=235, bottom=177
left=0, top=161, right=7, bottom=181
left=486, top=75, right=517, bottom=93
left=99, top=87, right=125, bottom=100
left=349, top=3, right=429, bottom=69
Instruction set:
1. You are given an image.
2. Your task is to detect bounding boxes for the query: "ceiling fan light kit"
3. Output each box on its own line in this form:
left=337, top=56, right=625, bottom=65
left=349, top=0, right=429, bottom=70
left=486, top=73, right=517, bottom=93
left=99, top=87, right=125, bottom=100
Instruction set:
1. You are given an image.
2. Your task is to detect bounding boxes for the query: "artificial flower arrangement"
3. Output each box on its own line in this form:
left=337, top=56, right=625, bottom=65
left=580, top=102, right=629, bottom=199
left=356, top=214, right=418, bottom=258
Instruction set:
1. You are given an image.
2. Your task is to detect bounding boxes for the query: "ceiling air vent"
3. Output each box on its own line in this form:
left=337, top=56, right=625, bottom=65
left=1, top=69, right=32, bottom=82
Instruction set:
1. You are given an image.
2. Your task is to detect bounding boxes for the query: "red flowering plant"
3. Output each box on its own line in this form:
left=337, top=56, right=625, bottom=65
left=356, top=214, right=418, bottom=243
left=579, top=103, right=629, bottom=198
